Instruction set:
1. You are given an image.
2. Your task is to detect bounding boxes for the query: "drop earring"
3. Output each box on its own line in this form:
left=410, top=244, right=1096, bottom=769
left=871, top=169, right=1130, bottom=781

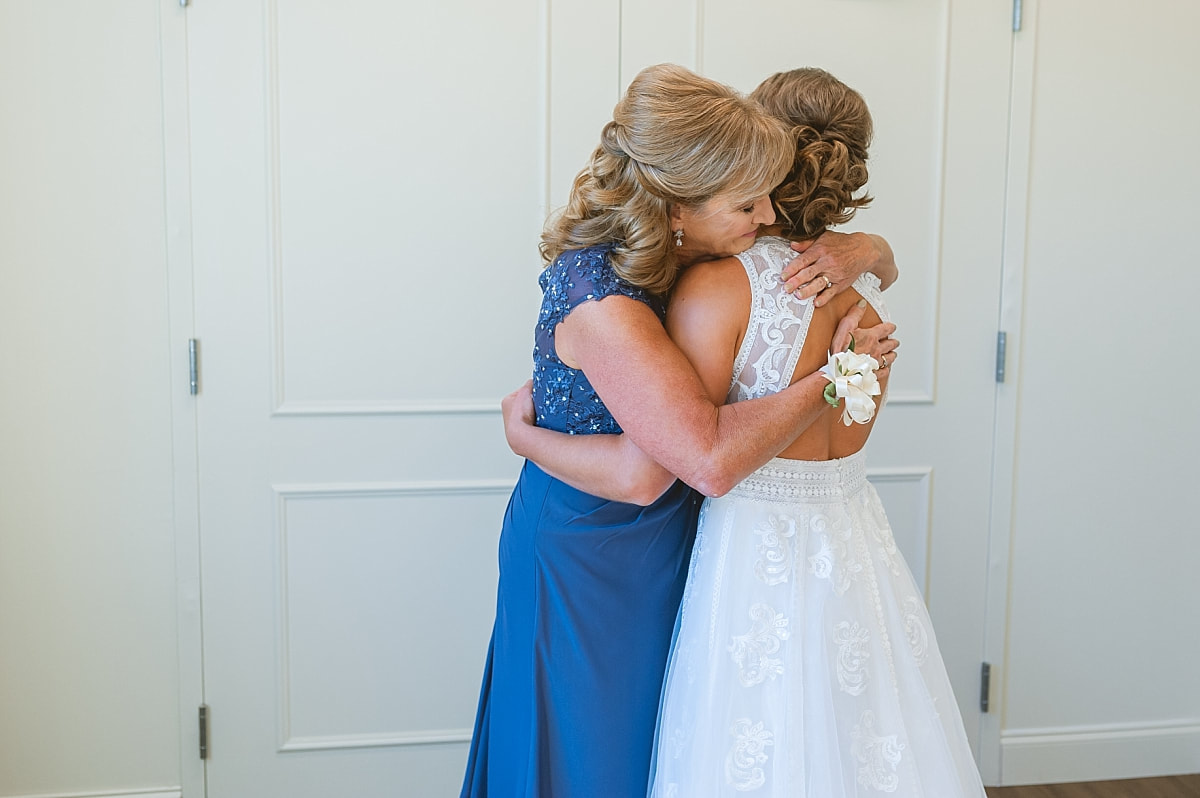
left=674, top=229, right=684, bottom=247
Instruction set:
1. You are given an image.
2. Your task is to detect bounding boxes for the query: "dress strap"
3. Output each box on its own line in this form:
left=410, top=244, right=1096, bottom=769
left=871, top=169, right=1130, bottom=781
left=852, top=271, right=890, bottom=324
left=727, top=237, right=817, bottom=403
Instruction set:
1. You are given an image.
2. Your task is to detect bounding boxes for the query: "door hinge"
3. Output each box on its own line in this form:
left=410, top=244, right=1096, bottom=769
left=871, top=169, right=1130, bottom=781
left=199, top=704, right=209, bottom=759
left=995, top=331, right=1007, bottom=383
left=980, top=662, right=992, bottom=713
left=1012, top=0, right=1023, bottom=31
left=188, top=338, right=199, bottom=395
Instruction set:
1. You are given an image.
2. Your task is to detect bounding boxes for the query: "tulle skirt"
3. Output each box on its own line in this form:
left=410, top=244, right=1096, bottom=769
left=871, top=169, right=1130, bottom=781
left=649, top=453, right=987, bottom=797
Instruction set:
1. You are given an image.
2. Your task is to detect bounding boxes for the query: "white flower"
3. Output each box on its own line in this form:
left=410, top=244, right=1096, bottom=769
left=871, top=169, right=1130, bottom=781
left=836, top=349, right=877, bottom=375
left=820, top=350, right=882, bottom=426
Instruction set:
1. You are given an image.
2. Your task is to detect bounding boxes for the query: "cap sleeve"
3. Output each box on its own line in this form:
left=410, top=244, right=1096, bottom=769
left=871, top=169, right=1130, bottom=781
left=538, top=246, right=662, bottom=331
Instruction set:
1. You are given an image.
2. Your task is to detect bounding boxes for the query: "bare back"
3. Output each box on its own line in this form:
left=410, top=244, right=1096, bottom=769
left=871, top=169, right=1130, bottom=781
left=666, top=236, right=890, bottom=463
left=776, top=278, right=888, bottom=460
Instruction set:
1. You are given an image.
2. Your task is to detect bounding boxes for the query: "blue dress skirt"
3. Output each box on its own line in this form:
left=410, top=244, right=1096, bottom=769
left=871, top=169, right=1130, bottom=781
left=461, top=460, right=699, bottom=797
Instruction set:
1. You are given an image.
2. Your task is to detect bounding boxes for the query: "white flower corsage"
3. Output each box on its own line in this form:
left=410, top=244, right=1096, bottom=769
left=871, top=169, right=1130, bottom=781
left=820, top=344, right=882, bottom=426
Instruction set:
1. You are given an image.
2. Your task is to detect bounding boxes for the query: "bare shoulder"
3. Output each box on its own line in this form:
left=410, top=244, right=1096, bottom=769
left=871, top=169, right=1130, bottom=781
left=675, top=254, right=748, bottom=289
left=829, top=285, right=882, bottom=329
left=670, top=255, right=750, bottom=311
left=665, top=256, right=752, bottom=403
left=556, top=291, right=668, bottom=368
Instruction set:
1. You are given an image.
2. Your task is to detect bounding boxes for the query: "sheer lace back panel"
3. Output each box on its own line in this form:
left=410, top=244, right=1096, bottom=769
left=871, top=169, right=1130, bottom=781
left=728, top=238, right=816, bottom=403
left=729, top=237, right=890, bottom=405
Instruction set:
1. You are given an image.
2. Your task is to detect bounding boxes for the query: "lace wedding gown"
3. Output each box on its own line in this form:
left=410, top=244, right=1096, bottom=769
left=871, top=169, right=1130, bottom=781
left=648, top=237, right=987, bottom=797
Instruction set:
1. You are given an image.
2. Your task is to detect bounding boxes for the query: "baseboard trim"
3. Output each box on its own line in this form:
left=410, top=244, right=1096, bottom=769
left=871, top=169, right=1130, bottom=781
left=1000, top=719, right=1200, bottom=785
left=1, top=789, right=181, bottom=798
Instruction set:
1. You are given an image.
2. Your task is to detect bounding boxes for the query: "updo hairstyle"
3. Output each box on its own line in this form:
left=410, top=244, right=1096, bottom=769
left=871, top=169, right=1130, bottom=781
left=541, top=63, right=793, bottom=295
left=751, top=68, right=873, bottom=240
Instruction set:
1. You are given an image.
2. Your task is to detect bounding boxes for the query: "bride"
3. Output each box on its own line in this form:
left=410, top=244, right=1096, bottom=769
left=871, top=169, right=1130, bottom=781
left=505, top=68, right=987, bottom=796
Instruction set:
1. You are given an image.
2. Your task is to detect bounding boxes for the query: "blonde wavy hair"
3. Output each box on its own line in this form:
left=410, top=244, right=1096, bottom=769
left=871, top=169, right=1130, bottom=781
left=541, top=64, right=793, bottom=295
left=751, top=68, right=873, bottom=240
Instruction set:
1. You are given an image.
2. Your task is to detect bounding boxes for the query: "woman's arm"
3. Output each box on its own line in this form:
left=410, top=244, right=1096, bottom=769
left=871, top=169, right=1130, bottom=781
left=782, top=231, right=898, bottom=302
left=547, top=266, right=896, bottom=498
left=502, top=380, right=676, bottom=506
left=503, top=297, right=897, bottom=504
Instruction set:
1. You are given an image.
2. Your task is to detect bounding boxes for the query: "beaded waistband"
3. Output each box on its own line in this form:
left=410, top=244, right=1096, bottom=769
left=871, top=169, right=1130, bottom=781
left=726, top=452, right=867, bottom=503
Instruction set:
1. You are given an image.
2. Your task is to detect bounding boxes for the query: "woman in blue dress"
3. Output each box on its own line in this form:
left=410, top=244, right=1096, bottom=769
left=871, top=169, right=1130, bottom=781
left=461, top=63, right=899, bottom=798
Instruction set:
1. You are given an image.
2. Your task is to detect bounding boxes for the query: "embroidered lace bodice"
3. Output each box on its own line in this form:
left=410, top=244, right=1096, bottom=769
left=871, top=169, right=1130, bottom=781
left=728, top=236, right=889, bottom=404
left=532, top=245, right=666, bottom=435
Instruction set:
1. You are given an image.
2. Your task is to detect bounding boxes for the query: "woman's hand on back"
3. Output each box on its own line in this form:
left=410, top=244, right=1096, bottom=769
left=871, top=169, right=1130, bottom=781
left=832, top=301, right=899, bottom=375
left=781, top=231, right=897, bottom=304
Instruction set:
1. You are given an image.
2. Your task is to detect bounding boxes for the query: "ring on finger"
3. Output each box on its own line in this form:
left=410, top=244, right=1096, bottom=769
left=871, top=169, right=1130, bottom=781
left=824, top=275, right=833, bottom=290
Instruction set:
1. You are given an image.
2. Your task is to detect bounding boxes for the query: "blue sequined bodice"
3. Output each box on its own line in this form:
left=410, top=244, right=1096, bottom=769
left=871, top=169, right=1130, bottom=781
left=532, top=245, right=666, bottom=435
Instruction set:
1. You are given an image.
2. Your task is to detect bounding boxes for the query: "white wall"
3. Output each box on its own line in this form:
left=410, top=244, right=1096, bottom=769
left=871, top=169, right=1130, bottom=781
left=992, top=0, right=1200, bottom=783
left=0, top=2, right=181, bottom=797
left=1, top=1, right=1198, bottom=796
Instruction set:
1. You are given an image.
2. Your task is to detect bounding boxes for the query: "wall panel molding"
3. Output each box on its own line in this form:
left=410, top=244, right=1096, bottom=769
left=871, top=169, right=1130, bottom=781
left=272, top=400, right=501, bottom=416
left=279, top=728, right=472, bottom=753
left=264, top=0, right=287, bottom=415
left=273, top=479, right=515, bottom=500
left=866, top=466, right=933, bottom=596
left=1, top=790, right=181, bottom=798
left=273, top=479, right=512, bottom=752
left=263, top=0, right=550, bottom=418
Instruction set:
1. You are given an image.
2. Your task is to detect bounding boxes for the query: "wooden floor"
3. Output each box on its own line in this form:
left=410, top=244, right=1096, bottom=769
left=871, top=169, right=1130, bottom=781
left=986, top=775, right=1200, bottom=798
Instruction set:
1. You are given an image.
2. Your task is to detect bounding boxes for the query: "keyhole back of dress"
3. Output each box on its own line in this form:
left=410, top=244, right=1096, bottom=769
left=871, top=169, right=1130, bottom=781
left=728, top=237, right=890, bottom=463
left=777, top=288, right=888, bottom=462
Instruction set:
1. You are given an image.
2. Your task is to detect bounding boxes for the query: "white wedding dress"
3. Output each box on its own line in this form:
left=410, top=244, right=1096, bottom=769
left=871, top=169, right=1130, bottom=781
left=648, top=238, right=987, bottom=797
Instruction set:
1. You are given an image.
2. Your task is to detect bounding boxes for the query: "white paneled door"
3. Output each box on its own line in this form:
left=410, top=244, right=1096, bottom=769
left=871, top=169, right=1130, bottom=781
left=188, top=1, right=1015, bottom=794
left=187, top=1, right=551, bottom=795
